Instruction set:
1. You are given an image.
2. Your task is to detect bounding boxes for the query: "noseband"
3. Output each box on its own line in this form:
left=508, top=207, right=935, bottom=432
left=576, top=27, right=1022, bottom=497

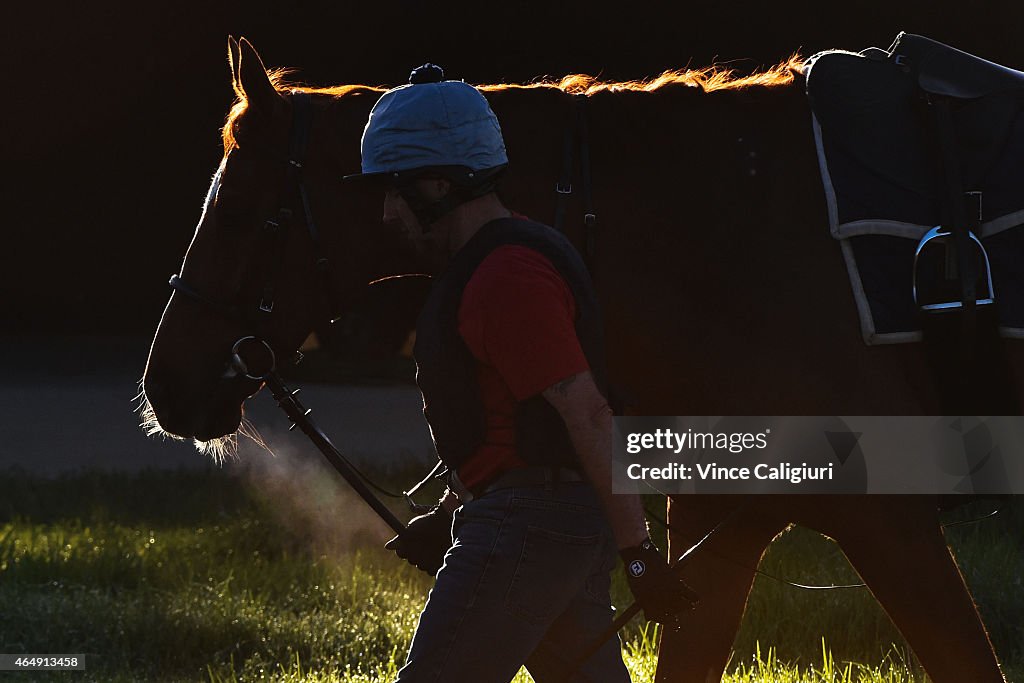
left=168, top=90, right=334, bottom=380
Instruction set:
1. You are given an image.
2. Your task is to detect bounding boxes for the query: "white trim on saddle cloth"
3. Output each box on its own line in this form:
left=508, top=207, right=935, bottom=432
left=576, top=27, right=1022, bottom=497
left=812, top=112, right=1024, bottom=345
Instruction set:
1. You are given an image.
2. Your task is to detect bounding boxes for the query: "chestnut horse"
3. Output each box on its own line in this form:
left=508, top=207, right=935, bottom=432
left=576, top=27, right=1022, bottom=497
left=142, top=38, right=1017, bottom=682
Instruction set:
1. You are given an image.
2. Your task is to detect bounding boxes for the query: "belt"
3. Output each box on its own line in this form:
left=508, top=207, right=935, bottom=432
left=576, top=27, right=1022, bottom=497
left=481, top=466, right=585, bottom=495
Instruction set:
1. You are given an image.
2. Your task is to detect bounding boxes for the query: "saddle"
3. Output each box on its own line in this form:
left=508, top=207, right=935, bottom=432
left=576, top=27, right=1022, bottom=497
left=897, top=33, right=1024, bottom=100
left=807, top=33, right=1024, bottom=212
left=805, top=32, right=1024, bottom=344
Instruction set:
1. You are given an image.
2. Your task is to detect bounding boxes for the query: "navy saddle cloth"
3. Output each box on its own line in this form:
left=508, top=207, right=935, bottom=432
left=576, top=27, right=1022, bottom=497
left=805, top=32, right=1024, bottom=344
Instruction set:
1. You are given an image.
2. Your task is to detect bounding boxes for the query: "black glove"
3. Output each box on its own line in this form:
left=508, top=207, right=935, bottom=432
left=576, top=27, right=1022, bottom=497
left=620, top=538, right=699, bottom=626
left=385, top=506, right=452, bottom=575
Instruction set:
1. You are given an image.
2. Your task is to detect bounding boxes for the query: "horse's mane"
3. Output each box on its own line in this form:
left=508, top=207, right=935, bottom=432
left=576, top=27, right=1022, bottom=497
left=222, top=56, right=804, bottom=152
left=479, top=55, right=803, bottom=95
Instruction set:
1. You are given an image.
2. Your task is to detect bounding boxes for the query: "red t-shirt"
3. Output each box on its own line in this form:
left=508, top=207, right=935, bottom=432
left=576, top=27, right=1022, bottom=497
left=455, top=243, right=590, bottom=493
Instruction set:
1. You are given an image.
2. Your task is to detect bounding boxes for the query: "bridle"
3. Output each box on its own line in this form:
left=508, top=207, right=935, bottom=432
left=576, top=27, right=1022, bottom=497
left=164, top=90, right=406, bottom=533
left=168, top=90, right=334, bottom=380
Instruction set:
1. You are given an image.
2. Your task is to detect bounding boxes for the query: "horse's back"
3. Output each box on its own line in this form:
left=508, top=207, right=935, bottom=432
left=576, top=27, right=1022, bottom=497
left=493, top=80, right=1024, bottom=416
left=484, top=69, right=1013, bottom=683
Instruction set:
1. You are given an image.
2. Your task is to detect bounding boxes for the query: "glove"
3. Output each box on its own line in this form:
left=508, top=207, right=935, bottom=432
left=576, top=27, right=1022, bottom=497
left=385, top=506, right=452, bottom=575
left=620, top=538, right=699, bottom=626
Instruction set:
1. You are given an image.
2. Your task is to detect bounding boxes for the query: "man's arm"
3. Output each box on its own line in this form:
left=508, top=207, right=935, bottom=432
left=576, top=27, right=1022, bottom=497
left=543, top=370, right=700, bottom=623
left=541, top=370, right=648, bottom=549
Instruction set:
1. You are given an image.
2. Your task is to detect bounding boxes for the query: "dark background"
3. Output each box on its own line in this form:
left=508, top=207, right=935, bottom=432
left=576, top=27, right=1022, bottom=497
left=4, top=0, right=1023, bottom=337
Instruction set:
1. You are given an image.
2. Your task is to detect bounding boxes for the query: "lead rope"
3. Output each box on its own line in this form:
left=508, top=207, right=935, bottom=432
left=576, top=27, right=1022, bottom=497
left=403, top=459, right=446, bottom=514
left=262, top=367, right=406, bottom=534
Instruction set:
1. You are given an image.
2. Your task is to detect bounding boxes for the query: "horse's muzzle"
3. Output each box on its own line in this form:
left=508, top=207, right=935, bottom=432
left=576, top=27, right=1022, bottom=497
left=142, top=372, right=246, bottom=441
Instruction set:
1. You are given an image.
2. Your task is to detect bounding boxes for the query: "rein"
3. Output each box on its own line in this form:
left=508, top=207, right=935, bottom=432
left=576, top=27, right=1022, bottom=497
left=168, top=91, right=405, bottom=535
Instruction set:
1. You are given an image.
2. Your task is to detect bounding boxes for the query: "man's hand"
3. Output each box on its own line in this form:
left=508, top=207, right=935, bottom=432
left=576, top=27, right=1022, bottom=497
left=385, top=506, right=452, bottom=575
left=620, top=538, right=699, bottom=626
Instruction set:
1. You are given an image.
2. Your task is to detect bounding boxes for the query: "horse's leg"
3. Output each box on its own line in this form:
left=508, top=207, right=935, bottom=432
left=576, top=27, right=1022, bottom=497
left=655, top=495, right=789, bottom=683
left=800, top=496, right=1006, bottom=683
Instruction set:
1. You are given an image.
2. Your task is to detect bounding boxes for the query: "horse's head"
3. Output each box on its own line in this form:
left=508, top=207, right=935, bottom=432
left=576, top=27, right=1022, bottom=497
left=142, top=38, right=395, bottom=453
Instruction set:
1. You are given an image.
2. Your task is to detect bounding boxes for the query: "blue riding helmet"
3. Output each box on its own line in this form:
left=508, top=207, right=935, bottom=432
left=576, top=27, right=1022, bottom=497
left=356, top=64, right=508, bottom=181
left=346, top=65, right=508, bottom=225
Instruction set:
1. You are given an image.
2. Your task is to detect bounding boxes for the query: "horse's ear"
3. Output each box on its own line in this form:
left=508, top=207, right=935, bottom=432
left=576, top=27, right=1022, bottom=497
left=237, top=37, right=282, bottom=114
left=227, top=35, right=240, bottom=92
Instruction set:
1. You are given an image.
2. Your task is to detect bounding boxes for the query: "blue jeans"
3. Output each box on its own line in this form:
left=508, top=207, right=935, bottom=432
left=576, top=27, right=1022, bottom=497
left=395, top=481, right=631, bottom=682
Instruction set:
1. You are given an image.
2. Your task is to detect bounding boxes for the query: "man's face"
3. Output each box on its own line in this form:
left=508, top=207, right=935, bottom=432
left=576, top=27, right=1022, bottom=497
left=382, top=178, right=452, bottom=273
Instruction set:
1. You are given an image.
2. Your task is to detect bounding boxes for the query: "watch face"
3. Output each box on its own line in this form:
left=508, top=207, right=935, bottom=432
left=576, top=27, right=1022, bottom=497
left=628, top=559, right=647, bottom=578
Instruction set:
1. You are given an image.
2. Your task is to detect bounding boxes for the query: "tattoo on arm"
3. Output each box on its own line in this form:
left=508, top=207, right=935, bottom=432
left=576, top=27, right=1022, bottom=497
left=550, top=374, right=578, bottom=398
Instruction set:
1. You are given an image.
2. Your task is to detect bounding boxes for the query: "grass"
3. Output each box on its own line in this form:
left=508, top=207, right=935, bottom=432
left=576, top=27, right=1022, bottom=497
left=0, top=468, right=1020, bottom=682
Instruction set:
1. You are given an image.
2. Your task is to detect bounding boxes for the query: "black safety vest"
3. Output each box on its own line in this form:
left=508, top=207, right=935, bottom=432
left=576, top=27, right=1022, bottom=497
left=413, top=217, right=609, bottom=472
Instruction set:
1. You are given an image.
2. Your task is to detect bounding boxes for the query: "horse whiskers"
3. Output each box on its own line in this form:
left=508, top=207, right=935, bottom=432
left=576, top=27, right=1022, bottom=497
left=190, top=412, right=274, bottom=463
left=135, top=384, right=272, bottom=464
left=192, top=432, right=238, bottom=464
left=136, top=393, right=184, bottom=441
left=135, top=383, right=169, bottom=438
left=133, top=378, right=148, bottom=409
left=238, top=414, right=274, bottom=457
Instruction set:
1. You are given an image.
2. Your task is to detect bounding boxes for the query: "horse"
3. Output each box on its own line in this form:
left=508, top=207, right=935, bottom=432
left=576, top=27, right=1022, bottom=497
left=141, top=38, right=1019, bottom=682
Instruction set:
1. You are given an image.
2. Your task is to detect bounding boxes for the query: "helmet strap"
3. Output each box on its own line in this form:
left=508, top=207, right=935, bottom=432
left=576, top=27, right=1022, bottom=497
left=397, top=185, right=463, bottom=231
left=394, top=165, right=507, bottom=230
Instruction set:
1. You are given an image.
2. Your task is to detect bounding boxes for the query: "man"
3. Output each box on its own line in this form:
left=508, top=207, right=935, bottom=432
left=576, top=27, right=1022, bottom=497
left=347, top=64, right=694, bottom=682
